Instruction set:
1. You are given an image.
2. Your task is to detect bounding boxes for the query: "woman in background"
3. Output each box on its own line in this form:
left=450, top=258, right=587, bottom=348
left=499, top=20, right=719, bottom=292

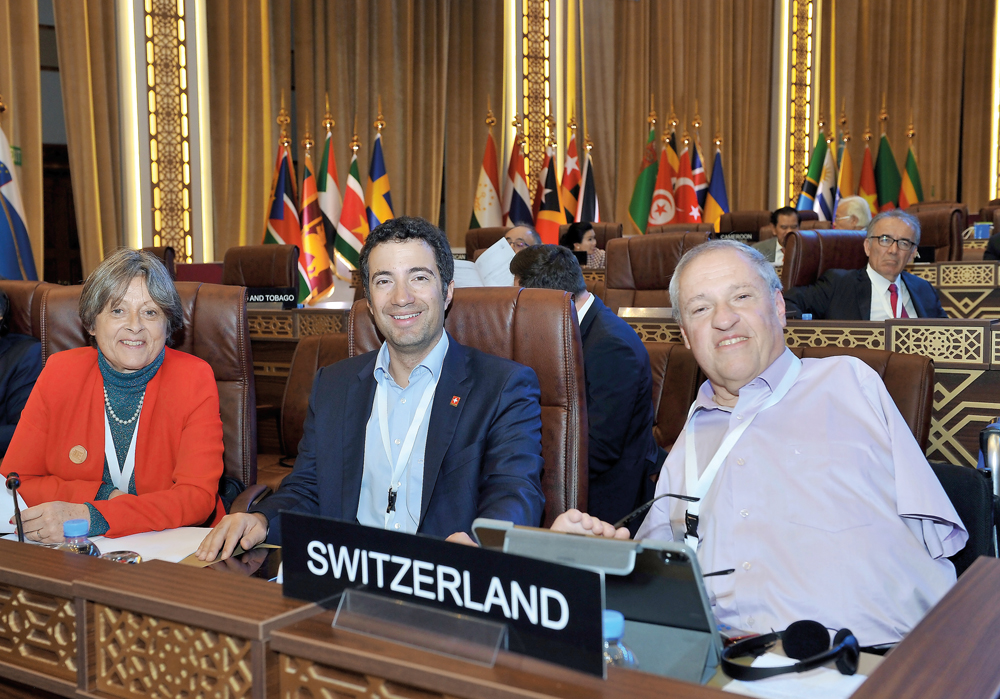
left=559, top=222, right=605, bottom=268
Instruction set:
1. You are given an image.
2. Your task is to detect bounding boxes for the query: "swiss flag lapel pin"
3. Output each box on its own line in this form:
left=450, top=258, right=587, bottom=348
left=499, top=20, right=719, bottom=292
left=450, top=396, right=461, bottom=407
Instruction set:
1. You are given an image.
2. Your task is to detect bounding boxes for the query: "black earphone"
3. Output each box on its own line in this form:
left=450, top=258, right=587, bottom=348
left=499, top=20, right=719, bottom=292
left=720, top=620, right=860, bottom=681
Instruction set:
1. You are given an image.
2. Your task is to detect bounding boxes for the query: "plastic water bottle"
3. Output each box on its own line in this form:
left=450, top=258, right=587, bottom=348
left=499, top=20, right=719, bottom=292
left=56, top=519, right=100, bottom=557
left=602, top=609, right=638, bottom=668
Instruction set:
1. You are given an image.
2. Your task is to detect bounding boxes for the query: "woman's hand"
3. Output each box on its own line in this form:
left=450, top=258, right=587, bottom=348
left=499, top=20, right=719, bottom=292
left=17, top=502, right=92, bottom=543
left=550, top=509, right=631, bottom=540
left=109, top=489, right=126, bottom=499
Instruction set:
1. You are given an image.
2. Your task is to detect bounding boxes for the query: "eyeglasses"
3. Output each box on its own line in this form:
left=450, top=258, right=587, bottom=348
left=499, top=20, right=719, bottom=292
left=868, top=234, right=916, bottom=251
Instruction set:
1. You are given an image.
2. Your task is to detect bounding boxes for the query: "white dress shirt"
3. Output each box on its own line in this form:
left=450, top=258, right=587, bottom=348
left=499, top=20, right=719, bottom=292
left=866, top=265, right=916, bottom=320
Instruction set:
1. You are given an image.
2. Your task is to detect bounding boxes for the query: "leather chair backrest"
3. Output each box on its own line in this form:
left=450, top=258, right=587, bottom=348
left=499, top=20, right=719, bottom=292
left=645, top=341, right=933, bottom=451
left=604, top=232, right=710, bottom=314
left=718, top=210, right=771, bottom=234
left=906, top=203, right=967, bottom=262
left=142, top=246, right=176, bottom=280
left=465, top=227, right=509, bottom=259
left=980, top=200, right=1000, bottom=231
left=797, top=210, right=819, bottom=222
left=646, top=222, right=715, bottom=235
left=781, top=228, right=868, bottom=289
left=557, top=222, right=623, bottom=250
left=348, top=286, right=588, bottom=526
left=222, top=244, right=299, bottom=287
left=0, top=280, right=53, bottom=338
left=280, top=333, right=351, bottom=459
left=38, top=282, right=257, bottom=486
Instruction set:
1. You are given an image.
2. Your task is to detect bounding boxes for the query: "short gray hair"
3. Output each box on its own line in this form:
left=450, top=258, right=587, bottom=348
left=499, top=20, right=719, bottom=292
left=835, top=196, right=873, bottom=228
left=668, top=240, right=782, bottom=322
left=867, top=209, right=921, bottom=245
left=79, top=248, right=183, bottom=345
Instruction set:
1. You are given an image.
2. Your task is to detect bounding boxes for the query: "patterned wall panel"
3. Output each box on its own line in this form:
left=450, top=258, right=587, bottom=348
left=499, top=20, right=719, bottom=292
left=938, top=263, right=996, bottom=287
left=279, top=654, right=458, bottom=699
left=0, top=585, right=76, bottom=680
left=937, top=289, right=1000, bottom=319
left=907, top=265, right=938, bottom=284
left=783, top=325, right=886, bottom=349
left=626, top=321, right=684, bottom=344
left=890, top=325, right=987, bottom=366
left=928, top=369, right=1000, bottom=466
left=248, top=313, right=295, bottom=339
left=95, top=604, right=253, bottom=699
left=298, top=313, right=346, bottom=336
left=581, top=269, right=604, bottom=285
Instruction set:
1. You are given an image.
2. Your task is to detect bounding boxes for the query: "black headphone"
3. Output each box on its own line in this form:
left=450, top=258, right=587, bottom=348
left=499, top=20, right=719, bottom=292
left=720, top=620, right=860, bottom=681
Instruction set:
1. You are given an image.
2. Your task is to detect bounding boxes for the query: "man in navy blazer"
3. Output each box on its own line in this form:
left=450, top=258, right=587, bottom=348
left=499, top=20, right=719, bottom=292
left=511, top=245, right=659, bottom=531
left=783, top=209, right=947, bottom=320
left=199, top=218, right=545, bottom=560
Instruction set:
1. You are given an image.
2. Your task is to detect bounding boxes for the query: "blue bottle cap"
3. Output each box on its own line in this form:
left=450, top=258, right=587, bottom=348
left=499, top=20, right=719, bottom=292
left=602, top=609, right=625, bottom=640
left=63, top=519, right=89, bottom=537
left=802, top=313, right=813, bottom=321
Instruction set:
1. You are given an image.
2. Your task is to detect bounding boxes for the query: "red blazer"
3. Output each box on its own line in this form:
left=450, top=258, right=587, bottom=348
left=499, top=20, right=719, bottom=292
left=3, top=346, right=225, bottom=536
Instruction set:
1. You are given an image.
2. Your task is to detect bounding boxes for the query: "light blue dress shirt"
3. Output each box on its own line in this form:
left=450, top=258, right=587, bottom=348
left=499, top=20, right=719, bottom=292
left=358, top=332, right=450, bottom=533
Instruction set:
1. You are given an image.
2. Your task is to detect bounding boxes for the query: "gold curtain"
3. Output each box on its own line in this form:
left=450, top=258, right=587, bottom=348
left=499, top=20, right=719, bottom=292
left=585, top=0, right=775, bottom=226
left=52, top=0, right=120, bottom=275
left=959, top=0, right=995, bottom=209
left=0, top=0, right=44, bottom=276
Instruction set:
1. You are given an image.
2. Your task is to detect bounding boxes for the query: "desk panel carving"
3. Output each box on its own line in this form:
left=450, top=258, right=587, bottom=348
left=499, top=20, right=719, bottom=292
left=927, top=369, right=1000, bottom=467
left=279, top=654, right=457, bottom=699
left=247, top=313, right=294, bottom=339
left=0, top=585, right=76, bottom=680
left=95, top=604, right=253, bottom=698
left=891, top=326, right=985, bottom=365
left=783, top=325, right=885, bottom=349
left=938, top=264, right=996, bottom=287
left=297, top=312, right=346, bottom=336
left=908, top=266, right=938, bottom=284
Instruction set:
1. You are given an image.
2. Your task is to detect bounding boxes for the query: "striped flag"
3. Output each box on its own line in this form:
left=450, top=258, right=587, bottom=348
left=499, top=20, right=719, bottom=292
left=470, top=130, right=502, bottom=228
left=531, top=145, right=554, bottom=222
left=674, top=146, right=702, bottom=224
left=335, top=151, right=368, bottom=269
left=690, top=139, right=708, bottom=213
left=575, top=147, right=600, bottom=223
left=366, top=132, right=394, bottom=230
left=263, top=141, right=308, bottom=301
left=502, top=133, right=533, bottom=226
left=627, top=128, right=659, bottom=234
left=299, top=149, right=334, bottom=304
left=535, top=152, right=567, bottom=244
left=898, top=145, right=924, bottom=209
left=560, top=132, right=581, bottom=222
left=0, top=125, right=37, bottom=280
left=858, top=143, right=878, bottom=217
left=874, top=134, right=901, bottom=211
left=834, top=142, right=854, bottom=215
left=316, top=127, right=342, bottom=268
left=703, top=148, right=730, bottom=227
left=813, top=144, right=837, bottom=221
left=796, top=133, right=828, bottom=213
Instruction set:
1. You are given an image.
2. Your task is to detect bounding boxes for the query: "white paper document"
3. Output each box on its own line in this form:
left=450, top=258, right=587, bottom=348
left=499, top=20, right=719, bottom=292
left=90, top=527, right=212, bottom=563
left=722, top=652, right=867, bottom=699
left=453, top=237, right=516, bottom=288
left=0, top=482, right=28, bottom=535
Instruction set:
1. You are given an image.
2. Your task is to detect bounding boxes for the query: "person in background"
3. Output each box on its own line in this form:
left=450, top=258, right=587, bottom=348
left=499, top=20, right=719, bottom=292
left=0, top=286, right=42, bottom=456
left=505, top=225, right=542, bottom=254
left=559, top=222, right=606, bottom=268
left=752, top=207, right=800, bottom=267
left=833, top=196, right=873, bottom=229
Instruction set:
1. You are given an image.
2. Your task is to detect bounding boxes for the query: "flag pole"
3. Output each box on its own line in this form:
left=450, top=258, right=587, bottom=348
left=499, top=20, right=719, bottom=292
left=879, top=93, right=888, bottom=135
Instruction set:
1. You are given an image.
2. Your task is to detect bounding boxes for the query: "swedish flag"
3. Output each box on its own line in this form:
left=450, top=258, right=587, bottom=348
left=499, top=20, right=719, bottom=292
left=365, top=133, right=394, bottom=230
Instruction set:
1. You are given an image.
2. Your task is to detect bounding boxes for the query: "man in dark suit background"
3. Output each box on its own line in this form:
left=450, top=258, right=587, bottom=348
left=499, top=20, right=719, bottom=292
left=0, top=287, right=42, bottom=456
left=511, top=245, right=660, bottom=533
left=782, top=209, right=947, bottom=320
left=199, top=217, right=545, bottom=560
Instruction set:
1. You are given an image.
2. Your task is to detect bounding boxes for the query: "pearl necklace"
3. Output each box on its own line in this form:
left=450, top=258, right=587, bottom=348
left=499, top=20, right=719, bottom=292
left=104, top=386, right=144, bottom=425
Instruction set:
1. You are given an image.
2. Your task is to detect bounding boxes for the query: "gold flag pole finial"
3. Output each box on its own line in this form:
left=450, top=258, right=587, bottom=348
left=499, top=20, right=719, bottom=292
left=648, top=94, right=657, bottom=128
left=839, top=98, right=851, bottom=144
left=374, top=95, right=385, bottom=133
left=692, top=100, right=701, bottom=131
left=322, top=93, right=335, bottom=134
left=682, top=120, right=690, bottom=148
left=0, top=93, right=6, bottom=113
left=350, top=115, right=361, bottom=154
left=905, top=112, right=916, bottom=141
left=568, top=114, right=577, bottom=132
left=584, top=132, right=594, bottom=152
left=486, top=95, right=496, bottom=130
left=545, top=115, right=556, bottom=147
left=714, top=129, right=723, bottom=148
left=302, top=123, right=314, bottom=154
left=277, top=91, right=291, bottom=147
left=863, top=111, right=872, bottom=143
left=878, top=93, right=888, bottom=134
left=668, top=102, right=678, bottom=132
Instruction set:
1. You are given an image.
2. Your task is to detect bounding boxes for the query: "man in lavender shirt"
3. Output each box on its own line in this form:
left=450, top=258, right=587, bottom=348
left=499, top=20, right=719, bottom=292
left=556, top=239, right=967, bottom=647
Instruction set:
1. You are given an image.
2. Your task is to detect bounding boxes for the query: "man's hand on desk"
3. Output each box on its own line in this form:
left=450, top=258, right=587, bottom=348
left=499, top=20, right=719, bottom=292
left=196, top=512, right=269, bottom=561
left=551, top=509, right=630, bottom=540
left=16, top=501, right=91, bottom=543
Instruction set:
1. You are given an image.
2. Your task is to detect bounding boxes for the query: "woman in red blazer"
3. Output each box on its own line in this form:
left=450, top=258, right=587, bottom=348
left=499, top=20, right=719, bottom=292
left=3, top=249, right=225, bottom=540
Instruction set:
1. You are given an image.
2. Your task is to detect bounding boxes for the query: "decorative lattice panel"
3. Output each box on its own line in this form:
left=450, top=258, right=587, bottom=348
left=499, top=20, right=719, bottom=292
left=95, top=604, right=253, bottom=698
left=279, top=654, right=458, bottom=699
left=522, top=0, right=547, bottom=197
left=927, top=369, right=1000, bottom=467
left=298, top=312, right=348, bottom=336
left=906, top=266, right=938, bottom=284
left=938, top=263, right=996, bottom=288
left=786, top=0, right=816, bottom=205
left=247, top=313, right=295, bottom=339
left=582, top=269, right=605, bottom=285
left=627, top=321, right=683, bottom=344
left=0, top=585, right=76, bottom=680
left=891, top=326, right=985, bottom=365
left=783, top=326, right=885, bottom=349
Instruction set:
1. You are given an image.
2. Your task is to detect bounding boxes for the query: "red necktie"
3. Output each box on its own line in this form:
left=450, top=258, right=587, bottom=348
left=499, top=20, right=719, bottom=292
left=889, top=283, right=910, bottom=318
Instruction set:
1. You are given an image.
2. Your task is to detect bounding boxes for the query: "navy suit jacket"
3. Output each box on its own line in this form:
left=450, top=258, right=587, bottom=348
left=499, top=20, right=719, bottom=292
left=580, top=296, right=659, bottom=528
left=783, top=268, right=947, bottom=320
left=254, top=334, right=546, bottom=541
left=0, top=333, right=42, bottom=456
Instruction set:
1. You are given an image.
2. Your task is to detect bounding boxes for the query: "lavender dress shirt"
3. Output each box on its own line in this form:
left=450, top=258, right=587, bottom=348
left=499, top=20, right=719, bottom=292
left=635, top=348, right=967, bottom=645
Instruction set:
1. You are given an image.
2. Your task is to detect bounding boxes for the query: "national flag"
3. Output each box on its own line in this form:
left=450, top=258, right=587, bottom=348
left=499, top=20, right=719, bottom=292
left=874, top=134, right=901, bottom=211
left=335, top=152, right=368, bottom=269
left=834, top=142, right=854, bottom=215
left=299, top=150, right=334, bottom=304
left=0, top=125, right=38, bottom=280
left=535, top=152, right=567, bottom=244
left=469, top=131, right=502, bottom=228
left=575, top=147, right=600, bottom=223
left=316, top=127, right=342, bottom=270
left=647, top=136, right=677, bottom=227
left=674, top=146, right=702, bottom=224
left=263, top=142, right=308, bottom=301
left=627, top=128, right=659, bottom=234
left=560, top=132, right=581, bottom=222
left=502, top=133, right=533, bottom=226
left=703, top=149, right=730, bottom=227
left=690, top=139, right=708, bottom=213
left=366, top=132, right=394, bottom=230
left=813, top=144, right=837, bottom=221
left=898, top=145, right=924, bottom=209
left=666, top=131, right=680, bottom=190
left=796, top=133, right=828, bottom=213
left=858, top=143, right=878, bottom=217
left=531, top=145, right=554, bottom=222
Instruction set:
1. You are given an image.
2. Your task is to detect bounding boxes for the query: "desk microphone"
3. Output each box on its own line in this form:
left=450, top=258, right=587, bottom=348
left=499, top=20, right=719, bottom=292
left=5, top=472, right=24, bottom=544
left=614, top=492, right=700, bottom=528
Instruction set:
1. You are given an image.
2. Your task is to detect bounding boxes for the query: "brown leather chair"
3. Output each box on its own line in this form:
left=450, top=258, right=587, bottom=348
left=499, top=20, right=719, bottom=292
left=0, top=280, right=53, bottom=338
left=558, top=222, right=623, bottom=250
left=906, top=202, right=967, bottom=262
left=38, top=282, right=257, bottom=489
left=349, top=287, right=587, bottom=527
left=645, top=341, right=933, bottom=451
left=465, top=227, right=509, bottom=260
left=222, top=244, right=299, bottom=287
left=718, top=210, right=771, bottom=234
left=979, top=199, right=1000, bottom=229
left=142, top=246, right=176, bottom=280
left=603, top=232, right=710, bottom=314
left=646, top=222, right=715, bottom=235
left=759, top=210, right=822, bottom=240
left=780, top=228, right=868, bottom=290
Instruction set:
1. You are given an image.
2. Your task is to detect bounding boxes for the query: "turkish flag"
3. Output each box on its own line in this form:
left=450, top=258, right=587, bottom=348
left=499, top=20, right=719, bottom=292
left=674, top=147, right=702, bottom=224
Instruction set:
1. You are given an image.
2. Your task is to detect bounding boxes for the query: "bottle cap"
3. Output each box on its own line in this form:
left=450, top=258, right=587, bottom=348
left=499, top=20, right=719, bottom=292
left=63, top=519, right=89, bottom=537
left=801, top=313, right=813, bottom=321
left=602, top=609, right=625, bottom=640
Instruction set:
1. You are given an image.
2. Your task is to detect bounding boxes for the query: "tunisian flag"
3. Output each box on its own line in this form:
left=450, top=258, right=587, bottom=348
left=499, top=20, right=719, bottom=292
left=647, top=140, right=677, bottom=227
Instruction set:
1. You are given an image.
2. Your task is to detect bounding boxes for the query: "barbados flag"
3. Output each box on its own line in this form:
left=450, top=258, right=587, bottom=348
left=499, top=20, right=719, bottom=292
left=365, top=133, right=394, bottom=230
left=0, top=126, right=38, bottom=280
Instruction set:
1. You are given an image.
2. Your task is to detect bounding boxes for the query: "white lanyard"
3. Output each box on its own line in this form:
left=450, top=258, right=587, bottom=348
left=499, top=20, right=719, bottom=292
left=683, top=357, right=802, bottom=548
left=376, top=369, right=440, bottom=527
left=877, top=279, right=905, bottom=319
left=103, top=409, right=140, bottom=493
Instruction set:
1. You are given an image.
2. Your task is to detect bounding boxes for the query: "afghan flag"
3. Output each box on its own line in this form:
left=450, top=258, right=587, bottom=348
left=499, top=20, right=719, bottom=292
left=263, top=142, right=308, bottom=301
left=874, top=134, right=901, bottom=211
left=335, top=152, right=368, bottom=269
left=647, top=138, right=677, bottom=227
left=560, top=132, right=581, bottom=222
left=627, top=128, right=659, bottom=234
left=299, top=151, right=334, bottom=304
left=858, top=144, right=878, bottom=217
left=0, top=124, right=38, bottom=280
left=316, top=129, right=342, bottom=270
left=898, top=146, right=924, bottom=209
left=674, top=146, right=702, bottom=224
left=703, top=149, right=730, bottom=227
left=796, top=133, right=827, bottom=213
left=535, top=152, right=567, bottom=244
left=366, top=132, right=394, bottom=230
left=470, top=131, right=502, bottom=228
left=575, top=148, right=600, bottom=223
left=531, top=145, right=554, bottom=222
left=502, top=134, right=533, bottom=226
